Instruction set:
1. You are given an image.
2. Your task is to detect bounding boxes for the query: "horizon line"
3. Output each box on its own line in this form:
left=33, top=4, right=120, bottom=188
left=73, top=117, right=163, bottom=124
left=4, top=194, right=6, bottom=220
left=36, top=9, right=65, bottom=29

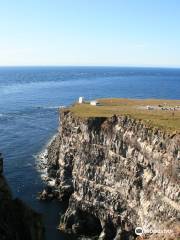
left=0, top=65, right=180, bottom=69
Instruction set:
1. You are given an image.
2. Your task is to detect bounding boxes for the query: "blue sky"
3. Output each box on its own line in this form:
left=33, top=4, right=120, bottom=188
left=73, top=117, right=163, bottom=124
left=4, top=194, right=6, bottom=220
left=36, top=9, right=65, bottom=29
left=0, top=0, right=180, bottom=67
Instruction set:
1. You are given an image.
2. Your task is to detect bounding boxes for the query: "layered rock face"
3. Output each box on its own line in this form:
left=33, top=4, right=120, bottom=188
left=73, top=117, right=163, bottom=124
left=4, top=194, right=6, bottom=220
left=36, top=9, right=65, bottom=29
left=47, top=110, right=180, bottom=239
left=0, top=153, right=44, bottom=240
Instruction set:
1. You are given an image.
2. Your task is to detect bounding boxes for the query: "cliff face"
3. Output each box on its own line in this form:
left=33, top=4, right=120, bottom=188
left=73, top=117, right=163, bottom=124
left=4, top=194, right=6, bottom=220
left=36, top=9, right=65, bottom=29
left=0, top=153, right=44, bottom=240
left=47, top=110, right=180, bottom=240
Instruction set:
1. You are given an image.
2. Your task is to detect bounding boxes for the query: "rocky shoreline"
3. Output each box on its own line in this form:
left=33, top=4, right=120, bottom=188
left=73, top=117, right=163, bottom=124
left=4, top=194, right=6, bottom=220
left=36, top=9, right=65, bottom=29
left=0, top=153, right=44, bottom=240
left=40, top=108, right=180, bottom=240
left=36, top=136, right=61, bottom=201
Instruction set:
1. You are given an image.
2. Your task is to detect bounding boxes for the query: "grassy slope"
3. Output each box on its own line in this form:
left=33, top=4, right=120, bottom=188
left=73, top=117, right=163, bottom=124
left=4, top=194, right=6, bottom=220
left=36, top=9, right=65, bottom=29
left=69, top=98, right=180, bottom=132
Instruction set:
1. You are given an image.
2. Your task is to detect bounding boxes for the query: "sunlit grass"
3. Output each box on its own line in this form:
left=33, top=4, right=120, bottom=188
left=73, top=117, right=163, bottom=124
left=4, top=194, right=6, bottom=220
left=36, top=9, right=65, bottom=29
left=67, top=98, right=180, bottom=132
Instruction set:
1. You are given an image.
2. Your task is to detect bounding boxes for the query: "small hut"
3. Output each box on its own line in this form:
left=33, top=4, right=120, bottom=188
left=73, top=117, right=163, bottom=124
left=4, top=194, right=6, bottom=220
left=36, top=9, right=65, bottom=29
left=90, top=100, right=97, bottom=106
left=78, top=97, right=84, bottom=104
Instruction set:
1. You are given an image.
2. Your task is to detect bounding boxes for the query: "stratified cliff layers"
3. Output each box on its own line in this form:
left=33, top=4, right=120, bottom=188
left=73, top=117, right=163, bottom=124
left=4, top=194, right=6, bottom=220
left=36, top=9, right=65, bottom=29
left=0, top=154, right=44, bottom=240
left=47, top=110, right=180, bottom=240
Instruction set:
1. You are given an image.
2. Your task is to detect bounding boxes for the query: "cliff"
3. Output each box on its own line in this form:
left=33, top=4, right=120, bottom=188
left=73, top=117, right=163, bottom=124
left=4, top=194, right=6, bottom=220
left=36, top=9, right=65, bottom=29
left=46, top=108, right=180, bottom=240
left=0, top=153, right=44, bottom=240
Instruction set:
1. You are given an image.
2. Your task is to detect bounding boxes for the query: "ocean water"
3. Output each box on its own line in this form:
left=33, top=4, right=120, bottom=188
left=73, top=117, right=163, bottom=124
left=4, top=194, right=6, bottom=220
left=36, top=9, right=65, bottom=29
left=0, top=66, right=180, bottom=239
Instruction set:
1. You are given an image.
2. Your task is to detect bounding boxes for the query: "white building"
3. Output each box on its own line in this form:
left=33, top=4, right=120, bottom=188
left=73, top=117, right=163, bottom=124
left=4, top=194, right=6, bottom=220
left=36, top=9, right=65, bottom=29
left=78, top=97, right=84, bottom=104
left=59, top=105, right=65, bottom=109
left=90, top=100, right=97, bottom=106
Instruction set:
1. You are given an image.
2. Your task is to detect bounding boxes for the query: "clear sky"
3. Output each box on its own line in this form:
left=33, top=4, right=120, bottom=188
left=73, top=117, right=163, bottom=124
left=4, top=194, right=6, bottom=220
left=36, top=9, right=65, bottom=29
left=0, top=0, right=180, bottom=67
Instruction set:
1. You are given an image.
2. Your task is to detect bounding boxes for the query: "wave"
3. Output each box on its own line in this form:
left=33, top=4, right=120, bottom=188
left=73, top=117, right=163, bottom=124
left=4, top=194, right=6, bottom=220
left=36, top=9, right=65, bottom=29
left=34, top=134, right=58, bottom=186
left=34, top=149, right=48, bottom=180
left=35, top=105, right=65, bottom=110
left=0, top=113, right=11, bottom=121
left=0, top=77, right=92, bottom=95
left=0, top=80, right=63, bottom=95
left=0, top=105, right=62, bottom=123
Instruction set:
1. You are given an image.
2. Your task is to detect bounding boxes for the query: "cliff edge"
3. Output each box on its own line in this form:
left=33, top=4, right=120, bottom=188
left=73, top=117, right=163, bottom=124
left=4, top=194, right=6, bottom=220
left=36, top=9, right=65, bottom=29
left=45, top=100, right=180, bottom=240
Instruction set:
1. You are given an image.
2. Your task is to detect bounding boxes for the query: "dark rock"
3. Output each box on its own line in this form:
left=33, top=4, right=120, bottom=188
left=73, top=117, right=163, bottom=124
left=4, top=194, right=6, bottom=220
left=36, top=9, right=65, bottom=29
left=0, top=153, right=3, bottom=174
left=0, top=153, right=44, bottom=240
left=38, top=186, right=55, bottom=201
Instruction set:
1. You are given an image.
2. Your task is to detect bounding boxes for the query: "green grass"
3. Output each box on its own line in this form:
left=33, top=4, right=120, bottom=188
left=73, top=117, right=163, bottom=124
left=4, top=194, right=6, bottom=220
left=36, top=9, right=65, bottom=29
left=68, top=98, right=180, bottom=132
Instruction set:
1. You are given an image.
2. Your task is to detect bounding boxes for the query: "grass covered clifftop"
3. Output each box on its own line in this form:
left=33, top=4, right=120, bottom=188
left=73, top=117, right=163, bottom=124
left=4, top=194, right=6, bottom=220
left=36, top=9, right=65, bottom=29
left=68, top=98, right=180, bottom=132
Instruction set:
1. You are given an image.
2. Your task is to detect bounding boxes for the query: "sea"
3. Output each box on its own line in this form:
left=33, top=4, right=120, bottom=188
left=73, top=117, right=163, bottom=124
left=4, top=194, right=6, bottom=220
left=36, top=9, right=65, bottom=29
left=0, top=66, right=180, bottom=239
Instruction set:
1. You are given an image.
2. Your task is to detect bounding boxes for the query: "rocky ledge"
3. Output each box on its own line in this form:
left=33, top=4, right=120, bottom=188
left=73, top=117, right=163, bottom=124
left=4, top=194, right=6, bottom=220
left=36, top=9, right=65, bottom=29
left=43, top=109, right=180, bottom=240
left=0, top=153, right=44, bottom=240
